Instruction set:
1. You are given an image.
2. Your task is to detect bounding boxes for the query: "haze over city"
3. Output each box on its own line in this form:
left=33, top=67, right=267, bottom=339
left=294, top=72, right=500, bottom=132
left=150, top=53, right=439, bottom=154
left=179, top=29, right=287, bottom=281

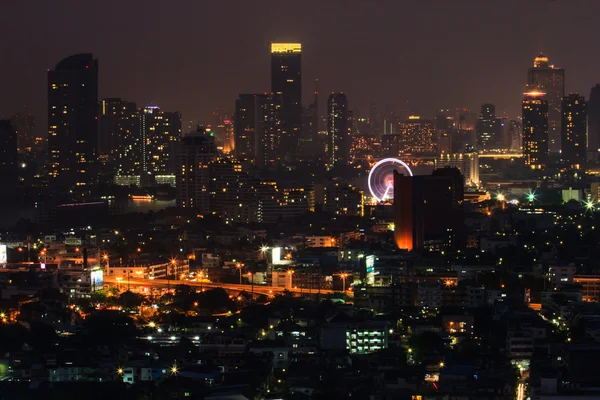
left=3, top=0, right=600, bottom=123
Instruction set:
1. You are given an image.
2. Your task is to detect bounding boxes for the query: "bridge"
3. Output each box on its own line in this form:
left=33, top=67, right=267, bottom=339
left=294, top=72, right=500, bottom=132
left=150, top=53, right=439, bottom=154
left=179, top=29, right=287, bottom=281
left=478, top=153, right=523, bottom=159
left=103, top=276, right=346, bottom=298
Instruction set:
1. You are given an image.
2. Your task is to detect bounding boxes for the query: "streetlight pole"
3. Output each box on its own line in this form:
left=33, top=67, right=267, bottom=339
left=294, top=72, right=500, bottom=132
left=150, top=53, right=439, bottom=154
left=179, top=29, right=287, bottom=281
left=237, top=263, right=242, bottom=285
left=341, top=273, right=348, bottom=292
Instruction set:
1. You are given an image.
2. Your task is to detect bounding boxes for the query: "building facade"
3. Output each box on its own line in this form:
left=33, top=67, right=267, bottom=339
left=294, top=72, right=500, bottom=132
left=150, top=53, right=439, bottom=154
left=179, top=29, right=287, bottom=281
left=176, top=130, right=217, bottom=213
left=271, top=42, right=302, bottom=157
left=327, top=93, right=349, bottom=166
left=527, top=54, right=565, bottom=153
left=561, top=94, right=587, bottom=169
left=522, top=90, right=549, bottom=169
left=47, top=53, right=99, bottom=191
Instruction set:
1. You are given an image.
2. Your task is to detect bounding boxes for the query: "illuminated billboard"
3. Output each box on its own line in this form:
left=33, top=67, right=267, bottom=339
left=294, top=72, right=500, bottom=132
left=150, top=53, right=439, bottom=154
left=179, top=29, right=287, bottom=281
left=272, top=247, right=282, bottom=265
left=0, top=245, right=6, bottom=264
left=90, top=268, right=104, bottom=291
left=365, top=255, right=375, bottom=285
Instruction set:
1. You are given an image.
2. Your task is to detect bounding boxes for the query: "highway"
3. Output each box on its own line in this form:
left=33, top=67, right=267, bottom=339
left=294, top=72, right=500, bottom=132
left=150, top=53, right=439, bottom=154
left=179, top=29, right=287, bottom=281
left=104, top=276, right=345, bottom=297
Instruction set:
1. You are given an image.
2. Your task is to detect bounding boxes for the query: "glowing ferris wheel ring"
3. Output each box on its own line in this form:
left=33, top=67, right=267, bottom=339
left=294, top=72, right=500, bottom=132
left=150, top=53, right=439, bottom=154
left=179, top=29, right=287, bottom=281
left=368, top=158, right=414, bottom=202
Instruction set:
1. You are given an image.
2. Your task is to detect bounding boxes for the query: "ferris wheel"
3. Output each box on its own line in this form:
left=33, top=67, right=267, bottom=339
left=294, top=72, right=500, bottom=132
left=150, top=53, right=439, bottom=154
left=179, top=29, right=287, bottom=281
left=368, top=158, right=414, bottom=202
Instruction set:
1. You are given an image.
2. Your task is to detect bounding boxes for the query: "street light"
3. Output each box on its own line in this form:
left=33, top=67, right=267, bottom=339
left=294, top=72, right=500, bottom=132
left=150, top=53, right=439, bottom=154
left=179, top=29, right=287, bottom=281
left=102, top=253, right=110, bottom=274
left=236, top=263, right=243, bottom=284
left=337, top=272, right=350, bottom=292
left=169, top=258, right=177, bottom=291
left=287, top=269, right=294, bottom=290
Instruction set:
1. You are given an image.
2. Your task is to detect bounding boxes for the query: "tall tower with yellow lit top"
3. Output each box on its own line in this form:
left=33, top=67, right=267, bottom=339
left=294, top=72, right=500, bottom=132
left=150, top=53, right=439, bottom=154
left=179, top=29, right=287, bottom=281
left=271, top=42, right=302, bottom=157
left=522, top=89, right=549, bottom=169
left=527, top=53, right=564, bottom=153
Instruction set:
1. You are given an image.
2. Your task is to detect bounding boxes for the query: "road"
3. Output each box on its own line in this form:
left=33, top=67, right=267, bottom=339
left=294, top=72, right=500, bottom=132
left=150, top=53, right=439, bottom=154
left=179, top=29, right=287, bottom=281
left=104, top=276, right=345, bottom=297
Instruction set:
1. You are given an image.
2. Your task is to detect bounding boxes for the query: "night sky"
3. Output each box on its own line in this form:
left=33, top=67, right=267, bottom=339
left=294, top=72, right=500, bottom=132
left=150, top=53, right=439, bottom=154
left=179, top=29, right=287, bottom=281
left=3, top=0, right=600, bottom=127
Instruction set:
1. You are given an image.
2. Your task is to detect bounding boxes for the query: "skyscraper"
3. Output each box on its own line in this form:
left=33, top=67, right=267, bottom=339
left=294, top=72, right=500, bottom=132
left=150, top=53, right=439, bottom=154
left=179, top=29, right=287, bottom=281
left=588, top=84, right=600, bottom=157
left=48, top=53, right=98, bottom=190
left=10, top=112, right=36, bottom=154
left=561, top=94, right=587, bottom=169
left=393, top=168, right=464, bottom=251
left=527, top=54, right=565, bottom=153
left=509, top=120, right=523, bottom=151
left=98, top=99, right=141, bottom=185
left=0, top=120, right=18, bottom=195
left=327, top=93, right=349, bottom=166
left=399, top=116, right=435, bottom=153
left=99, top=98, right=138, bottom=163
left=176, top=128, right=217, bottom=213
left=301, top=79, right=319, bottom=155
left=522, top=90, right=549, bottom=170
left=271, top=42, right=302, bottom=156
left=255, top=94, right=283, bottom=169
left=235, top=94, right=257, bottom=161
left=476, top=104, right=501, bottom=150
left=140, top=106, right=181, bottom=184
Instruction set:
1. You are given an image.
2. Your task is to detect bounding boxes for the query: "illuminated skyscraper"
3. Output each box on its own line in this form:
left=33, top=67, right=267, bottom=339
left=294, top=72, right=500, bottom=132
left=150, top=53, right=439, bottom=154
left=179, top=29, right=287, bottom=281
left=328, top=93, right=349, bottom=166
left=476, top=104, right=501, bottom=150
left=399, top=116, right=435, bottom=153
left=48, top=53, right=98, bottom=190
left=176, top=128, right=217, bottom=212
left=522, top=90, right=549, bottom=169
left=99, top=98, right=138, bottom=169
left=588, top=84, right=600, bottom=157
left=271, top=42, right=302, bottom=155
left=255, top=94, right=283, bottom=169
left=235, top=94, right=257, bottom=160
left=527, top=53, right=565, bottom=153
left=140, top=106, right=181, bottom=184
left=561, top=94, right=587, bottom=169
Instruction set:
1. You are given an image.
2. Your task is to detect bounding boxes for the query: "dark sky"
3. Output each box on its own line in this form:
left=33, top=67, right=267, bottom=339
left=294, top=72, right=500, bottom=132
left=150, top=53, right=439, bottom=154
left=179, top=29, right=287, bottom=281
left=2, top=0, right=600, bottom=127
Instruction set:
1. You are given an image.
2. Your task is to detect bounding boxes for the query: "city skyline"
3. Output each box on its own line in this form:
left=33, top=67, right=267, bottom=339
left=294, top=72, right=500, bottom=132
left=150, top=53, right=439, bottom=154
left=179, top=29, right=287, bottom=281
left=3, top=0, right=600, bottom=127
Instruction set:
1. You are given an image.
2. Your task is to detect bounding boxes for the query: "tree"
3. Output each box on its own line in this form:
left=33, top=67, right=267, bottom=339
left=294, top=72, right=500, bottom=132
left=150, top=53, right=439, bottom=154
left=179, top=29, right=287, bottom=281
left=408, top=331, right=445, bottom=362
left=116, top=290, right=145, bottom=310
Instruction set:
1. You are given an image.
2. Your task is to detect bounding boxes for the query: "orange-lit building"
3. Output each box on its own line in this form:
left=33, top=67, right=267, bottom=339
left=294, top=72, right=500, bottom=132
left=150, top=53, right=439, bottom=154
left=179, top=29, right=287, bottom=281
left=393, top=168, right=464, bottom=251
left=573, top=275, right=600, bottom=302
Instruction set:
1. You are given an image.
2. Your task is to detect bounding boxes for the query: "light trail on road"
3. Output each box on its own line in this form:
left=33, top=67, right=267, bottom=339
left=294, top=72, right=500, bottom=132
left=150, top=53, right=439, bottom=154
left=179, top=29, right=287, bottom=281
left=103, top=276, right=347, bottom=297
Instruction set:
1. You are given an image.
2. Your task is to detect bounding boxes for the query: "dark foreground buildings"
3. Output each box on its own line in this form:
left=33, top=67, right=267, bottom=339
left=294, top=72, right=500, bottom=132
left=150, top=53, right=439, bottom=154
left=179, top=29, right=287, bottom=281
left=393, top=168, right=464, bottom=251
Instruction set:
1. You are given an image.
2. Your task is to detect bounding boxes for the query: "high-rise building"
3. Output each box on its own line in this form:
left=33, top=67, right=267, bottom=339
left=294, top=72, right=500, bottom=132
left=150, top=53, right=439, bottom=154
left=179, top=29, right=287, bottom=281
left=399, top=116, right=435, bottom=153
left=527, top=54, right=565, bottom=153
left=476, top=104, right=501, bottom=150
left=436, top=149, right=479, bottom=188
left=0, top=120, right=18, bottom=195
left=222, top=119, right=234, bottom=154
left=324, top=183, right=364, bottom=216
left=301, top=79, right=319, bottom=155
left=522, top=90, right=549, bottom=169
left=48, top=53, right=98, bottom=190
left=10, top=112, right=36, bottom=154
left=99, top=99, right=138, bottom=172
left=561, top=94, right=587, bottom=169
left=271, top=42, right=302, bottom=156
left=176, top=128, right=217, bottom=213
left=509, top=120, right=523, bottom=151
left=369, top=101, right=381, bottom=137
left=328, top=93, right=349, bottom=166
left=235, top=94, right=257, bottom=160
left=255, top=94, right=283, bottom=168
left=393, top=168, right=464, bottom=251
left=588, top=84, right=600, bottom=157
left=140, top=106, right=181, bottom=184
